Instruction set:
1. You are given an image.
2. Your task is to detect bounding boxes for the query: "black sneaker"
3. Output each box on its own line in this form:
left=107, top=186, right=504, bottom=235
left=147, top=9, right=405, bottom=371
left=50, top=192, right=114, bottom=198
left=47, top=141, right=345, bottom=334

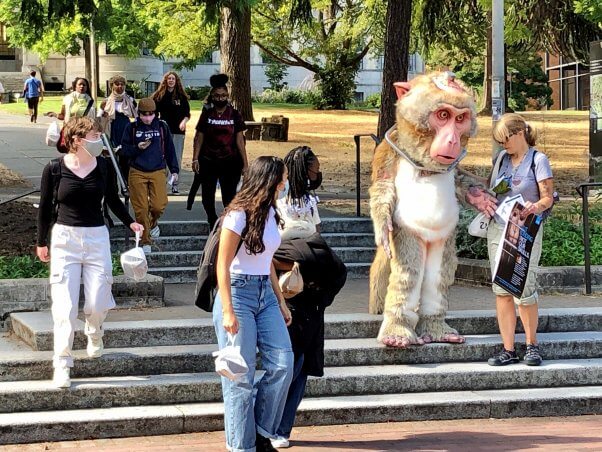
left=488, top=349, right=519, bottom=366
left=256, top=433, right=278, bottom=452
left=524, top=344, right=542, bottom=366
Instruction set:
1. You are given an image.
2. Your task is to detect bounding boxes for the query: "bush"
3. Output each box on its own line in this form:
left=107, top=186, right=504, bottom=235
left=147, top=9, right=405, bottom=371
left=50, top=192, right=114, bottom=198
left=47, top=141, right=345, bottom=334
left=252, top=88, right=317, bottom=105
left=365, top=93, right=381, bottom=108
left=0, top=254, right=124, bottom=279
left=457, top=203, right=602, bottom=267
left=185, top=86, right=211, bottom=101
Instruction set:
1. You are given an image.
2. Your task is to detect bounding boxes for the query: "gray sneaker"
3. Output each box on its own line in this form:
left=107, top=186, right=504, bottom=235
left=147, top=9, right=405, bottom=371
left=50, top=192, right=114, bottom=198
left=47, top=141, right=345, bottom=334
left=524, top=344, right=542, bottom=366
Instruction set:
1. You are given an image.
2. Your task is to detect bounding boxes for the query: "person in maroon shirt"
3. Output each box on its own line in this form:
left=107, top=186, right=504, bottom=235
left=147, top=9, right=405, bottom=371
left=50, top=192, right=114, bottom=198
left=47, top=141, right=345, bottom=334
left=188, top=74, right=248, bottom=228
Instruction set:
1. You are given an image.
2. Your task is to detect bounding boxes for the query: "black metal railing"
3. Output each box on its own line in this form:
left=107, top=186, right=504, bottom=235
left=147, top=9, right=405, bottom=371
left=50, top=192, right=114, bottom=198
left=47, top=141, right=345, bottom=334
left=353, top=134, right=379, bottom=217
left=0, top=189, right=40, bottom=207
left=575, top=181, right=602, bottom=295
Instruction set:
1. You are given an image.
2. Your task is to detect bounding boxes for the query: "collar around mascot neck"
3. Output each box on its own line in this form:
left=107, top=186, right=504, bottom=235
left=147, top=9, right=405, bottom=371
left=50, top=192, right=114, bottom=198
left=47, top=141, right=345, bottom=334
left=384, top=125, right=467, bottom=177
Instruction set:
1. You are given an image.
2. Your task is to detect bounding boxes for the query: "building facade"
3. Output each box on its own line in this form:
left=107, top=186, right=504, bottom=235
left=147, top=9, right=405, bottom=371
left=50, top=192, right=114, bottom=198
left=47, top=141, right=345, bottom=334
left=544, top=53, right=590, bottom=110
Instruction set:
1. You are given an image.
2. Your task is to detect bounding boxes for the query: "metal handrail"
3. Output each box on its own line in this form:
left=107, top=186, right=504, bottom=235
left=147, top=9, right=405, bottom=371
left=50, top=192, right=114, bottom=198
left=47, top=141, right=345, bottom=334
left=353, top=134, right=379, bottom=217
left=0, top=189, right=40, bottom=207
left=575, top=181, right=602, bottom=295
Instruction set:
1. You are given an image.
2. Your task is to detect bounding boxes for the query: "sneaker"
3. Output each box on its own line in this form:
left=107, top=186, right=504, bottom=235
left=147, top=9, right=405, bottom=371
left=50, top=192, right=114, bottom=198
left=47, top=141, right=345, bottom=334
left=256, top=433, right=277, bottom=452
left=171, top=185, right=180, bottom=195
left=87, top=336, right=104, bottom=358
left=150, top=225, right=160, bottom=238
left=142, top=245, right=152, bottom=255
left=487, top=348, right=519, bottom=366
left=524, top=344, right=542, bottom=366
left=53, top=366, right=71, bottom=388
left=271, top=436, right=290, bottom=448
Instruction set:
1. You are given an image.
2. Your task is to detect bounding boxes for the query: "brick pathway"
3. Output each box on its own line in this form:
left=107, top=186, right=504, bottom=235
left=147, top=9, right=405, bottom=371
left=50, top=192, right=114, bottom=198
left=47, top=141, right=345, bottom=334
left=3, top=416, right=601, bottom=451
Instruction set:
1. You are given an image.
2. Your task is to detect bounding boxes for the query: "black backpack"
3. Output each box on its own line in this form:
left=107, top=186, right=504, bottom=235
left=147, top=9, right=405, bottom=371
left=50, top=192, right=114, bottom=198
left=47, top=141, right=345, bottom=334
left=194, top=217, right=243, bottom=312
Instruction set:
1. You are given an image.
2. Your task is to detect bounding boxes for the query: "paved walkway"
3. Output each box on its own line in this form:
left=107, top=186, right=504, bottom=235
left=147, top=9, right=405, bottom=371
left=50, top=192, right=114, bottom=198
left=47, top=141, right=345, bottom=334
left=3, top=416, right=601, bottom=451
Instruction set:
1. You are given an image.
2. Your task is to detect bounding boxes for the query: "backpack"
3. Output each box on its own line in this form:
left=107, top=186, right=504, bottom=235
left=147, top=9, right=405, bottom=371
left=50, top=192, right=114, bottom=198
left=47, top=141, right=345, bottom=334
left=49, top=156, right=109, bottom=224
left=194, top=217, right=243, bottom=312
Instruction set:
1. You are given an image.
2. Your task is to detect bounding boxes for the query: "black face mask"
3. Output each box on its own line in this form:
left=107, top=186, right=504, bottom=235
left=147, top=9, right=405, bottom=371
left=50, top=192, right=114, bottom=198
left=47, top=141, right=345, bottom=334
left=213, top=99, right=228, bottom=108
left=308, top=172, right=322, bottom=191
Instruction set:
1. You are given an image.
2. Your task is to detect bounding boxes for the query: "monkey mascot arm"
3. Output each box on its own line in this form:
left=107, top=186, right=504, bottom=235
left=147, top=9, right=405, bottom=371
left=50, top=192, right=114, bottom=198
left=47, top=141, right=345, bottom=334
left=369, top=72, right=480, bottom=348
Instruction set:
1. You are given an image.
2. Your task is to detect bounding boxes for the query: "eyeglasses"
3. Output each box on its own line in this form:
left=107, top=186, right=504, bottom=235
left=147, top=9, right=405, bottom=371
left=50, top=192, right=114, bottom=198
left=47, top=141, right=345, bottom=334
left=495, top=130, right=522, bottom=146
left=140, top=111, right=155, bottom=116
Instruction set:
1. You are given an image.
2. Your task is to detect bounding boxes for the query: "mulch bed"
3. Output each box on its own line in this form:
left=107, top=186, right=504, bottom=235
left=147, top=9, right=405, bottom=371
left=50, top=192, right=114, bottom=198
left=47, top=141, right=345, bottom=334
left=0, top=201, right=38, bottom=257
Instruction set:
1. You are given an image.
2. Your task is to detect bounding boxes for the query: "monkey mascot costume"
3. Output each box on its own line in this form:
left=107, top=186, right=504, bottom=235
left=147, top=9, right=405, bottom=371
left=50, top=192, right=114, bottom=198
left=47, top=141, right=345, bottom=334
left=369, top=71, right=491, bottom=349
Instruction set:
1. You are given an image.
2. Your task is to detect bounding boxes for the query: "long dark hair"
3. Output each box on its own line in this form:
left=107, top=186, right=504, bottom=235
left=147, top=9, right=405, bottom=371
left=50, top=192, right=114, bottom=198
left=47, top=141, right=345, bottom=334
left=226, top=157, right=284, bottom=254
left=152, top=71, right=189, bottom=102
left=284, top=146, right=318, bottom=208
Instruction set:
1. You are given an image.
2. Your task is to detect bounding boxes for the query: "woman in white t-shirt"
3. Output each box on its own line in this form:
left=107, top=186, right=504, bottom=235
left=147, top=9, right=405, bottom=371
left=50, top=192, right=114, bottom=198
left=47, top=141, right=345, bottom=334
left=214, top=156, right=293, bottom=452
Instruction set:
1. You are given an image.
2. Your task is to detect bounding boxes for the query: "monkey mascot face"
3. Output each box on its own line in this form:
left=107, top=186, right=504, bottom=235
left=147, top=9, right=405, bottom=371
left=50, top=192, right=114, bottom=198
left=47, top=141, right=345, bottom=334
left=392, top=72, right=478, bottom=171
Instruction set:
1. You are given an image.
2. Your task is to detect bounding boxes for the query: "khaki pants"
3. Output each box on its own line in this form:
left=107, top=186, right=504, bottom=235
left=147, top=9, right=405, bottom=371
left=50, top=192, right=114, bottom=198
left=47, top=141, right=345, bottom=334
left=128, top=168, right=168, bottom=245
left=50, top=224, right=115, bottom=369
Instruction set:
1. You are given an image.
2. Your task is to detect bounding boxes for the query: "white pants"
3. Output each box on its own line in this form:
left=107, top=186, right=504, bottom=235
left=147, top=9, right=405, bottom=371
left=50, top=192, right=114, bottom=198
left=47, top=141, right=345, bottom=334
left=50, top=224, right=115, bottom=368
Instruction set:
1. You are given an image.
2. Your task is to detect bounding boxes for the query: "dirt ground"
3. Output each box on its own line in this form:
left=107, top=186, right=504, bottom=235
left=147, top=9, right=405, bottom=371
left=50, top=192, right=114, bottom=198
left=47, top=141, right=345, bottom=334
left=181, top=107, right=589, bottom=198
left=0, top=202, right=38, bottom=257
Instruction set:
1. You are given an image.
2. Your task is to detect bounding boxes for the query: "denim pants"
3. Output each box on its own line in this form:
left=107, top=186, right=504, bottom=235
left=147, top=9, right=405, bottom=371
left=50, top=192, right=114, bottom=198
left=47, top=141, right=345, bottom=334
left=213, top=274, right=294, bottom=452
left=276, top=353, right=308, bottom=439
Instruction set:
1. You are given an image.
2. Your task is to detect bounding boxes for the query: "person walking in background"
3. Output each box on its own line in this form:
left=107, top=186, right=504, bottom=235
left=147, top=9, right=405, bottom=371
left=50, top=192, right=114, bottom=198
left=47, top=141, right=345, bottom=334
left=153, top=71, right=190, bottom=195
left=213, top=156, right=293, bottom=452
left=58, top=77, right=95, bottom=123
left=0, top=80, right=5, bottom=103
left=487, top=113, right=554, bottom=367
left=120, top=98, right=179, bottom=254
left=188, top=73, right=248, bottom=228
left=272, top=146, right=346, bottom=449
left=36, top=117, right=143, bottom=388
left=99, top=75, right=137, bottom=179
left=23, top=70, right=44, bottom=123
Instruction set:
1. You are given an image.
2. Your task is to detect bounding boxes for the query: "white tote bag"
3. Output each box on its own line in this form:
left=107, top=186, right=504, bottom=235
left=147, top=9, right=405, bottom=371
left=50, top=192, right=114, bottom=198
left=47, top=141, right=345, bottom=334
left=120, top=231, right=148, bottom=281
left=212, top=333, right=249, bottom=381
left=45, top=121, right=61, bottom=147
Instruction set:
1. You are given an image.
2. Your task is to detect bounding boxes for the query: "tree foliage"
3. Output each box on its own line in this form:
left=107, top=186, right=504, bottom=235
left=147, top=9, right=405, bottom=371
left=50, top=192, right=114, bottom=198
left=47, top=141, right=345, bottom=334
left=252, top=0, right=381, bottom=109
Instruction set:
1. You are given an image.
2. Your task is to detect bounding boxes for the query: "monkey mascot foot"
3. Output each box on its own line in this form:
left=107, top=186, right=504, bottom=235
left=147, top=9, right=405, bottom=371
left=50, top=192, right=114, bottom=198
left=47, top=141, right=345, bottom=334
left=416, top=316, right=465, bottom=344
left=369, top=72, right=480, bottom=349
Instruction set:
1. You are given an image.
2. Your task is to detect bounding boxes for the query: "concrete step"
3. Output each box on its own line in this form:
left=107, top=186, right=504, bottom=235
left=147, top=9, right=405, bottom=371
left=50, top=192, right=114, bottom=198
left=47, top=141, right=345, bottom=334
left=1, top=386, right=600, bottom=444
left=110, top=217, right=374, bottom=239
left=111, top=232, right=375, bottom=253
left=1, top=332, right=600, bottom=382
left=144, top=247, right=375, bottom=268
left=149, top=262, right=370, bottom=283
left=0, top=359, right=600, bottom=414
left=11, top=308, right=602, bottom=352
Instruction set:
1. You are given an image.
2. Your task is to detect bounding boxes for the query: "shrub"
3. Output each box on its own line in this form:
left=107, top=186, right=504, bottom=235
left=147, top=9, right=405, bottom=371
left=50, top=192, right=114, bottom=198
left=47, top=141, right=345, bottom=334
left=365, top=93, right=381, bottom=108
left=252, top=88, right=317, bottom=105
left=0, top=254, right=124, bottom=279
left=185, top=86, right=211, bottom=101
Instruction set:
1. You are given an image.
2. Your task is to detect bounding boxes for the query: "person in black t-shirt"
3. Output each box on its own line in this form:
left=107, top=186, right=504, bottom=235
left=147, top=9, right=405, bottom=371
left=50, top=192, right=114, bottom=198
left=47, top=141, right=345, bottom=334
left=36, top=117, right=143, bottom=389
left=187, top=73, right=248, bottom=228
left=153, top=71, right=191, bottom=195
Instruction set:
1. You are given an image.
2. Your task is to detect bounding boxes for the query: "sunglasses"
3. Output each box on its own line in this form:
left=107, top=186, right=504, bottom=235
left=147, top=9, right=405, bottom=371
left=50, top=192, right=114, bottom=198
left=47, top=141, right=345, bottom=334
left=140, top=111, right=155, bottom=116
left=495, top=130, right=522, bottom=146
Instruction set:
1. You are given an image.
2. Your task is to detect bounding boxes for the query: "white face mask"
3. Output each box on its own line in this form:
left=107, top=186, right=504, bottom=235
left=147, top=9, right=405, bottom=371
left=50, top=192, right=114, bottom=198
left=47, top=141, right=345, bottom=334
left=278, top=180, right=289, bottom=200
left=81, top=138, right=104, bottom=157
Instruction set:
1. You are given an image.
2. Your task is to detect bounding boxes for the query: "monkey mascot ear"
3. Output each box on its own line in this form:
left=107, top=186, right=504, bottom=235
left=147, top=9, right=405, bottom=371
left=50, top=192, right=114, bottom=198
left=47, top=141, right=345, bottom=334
left=393, top=82, right=411, bottom=100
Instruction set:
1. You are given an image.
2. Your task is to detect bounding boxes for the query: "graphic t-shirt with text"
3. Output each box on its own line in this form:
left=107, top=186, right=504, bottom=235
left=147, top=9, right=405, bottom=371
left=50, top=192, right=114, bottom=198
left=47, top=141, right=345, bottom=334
left=195, top=105, right=246, bottom=159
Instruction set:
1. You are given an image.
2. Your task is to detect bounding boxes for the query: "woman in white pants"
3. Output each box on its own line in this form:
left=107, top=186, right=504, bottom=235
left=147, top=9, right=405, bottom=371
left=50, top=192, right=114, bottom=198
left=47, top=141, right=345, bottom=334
left=36, top=117, right=143, bottom=388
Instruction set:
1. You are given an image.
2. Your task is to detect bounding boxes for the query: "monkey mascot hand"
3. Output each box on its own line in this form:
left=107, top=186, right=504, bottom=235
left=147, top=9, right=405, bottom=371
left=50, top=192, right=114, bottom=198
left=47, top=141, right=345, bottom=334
left=369, top=71, right=480, bottom=349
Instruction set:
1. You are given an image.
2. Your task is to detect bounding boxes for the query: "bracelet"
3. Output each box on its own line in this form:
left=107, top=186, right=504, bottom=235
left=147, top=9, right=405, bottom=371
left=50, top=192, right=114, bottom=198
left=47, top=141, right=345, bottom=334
left=192, top=159, right=198, bottom=163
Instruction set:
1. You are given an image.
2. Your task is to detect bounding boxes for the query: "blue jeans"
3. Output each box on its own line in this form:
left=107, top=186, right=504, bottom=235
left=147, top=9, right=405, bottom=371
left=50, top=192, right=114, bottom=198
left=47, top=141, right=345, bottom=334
left=213, top=274, right=294, bottom=452
left=276, top=353, right=308, bottom=439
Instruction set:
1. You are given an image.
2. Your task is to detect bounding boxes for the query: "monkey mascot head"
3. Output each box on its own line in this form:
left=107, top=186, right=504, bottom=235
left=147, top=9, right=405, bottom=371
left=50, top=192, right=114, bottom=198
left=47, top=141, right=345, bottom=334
left=391, top=71, right=478, bottom=172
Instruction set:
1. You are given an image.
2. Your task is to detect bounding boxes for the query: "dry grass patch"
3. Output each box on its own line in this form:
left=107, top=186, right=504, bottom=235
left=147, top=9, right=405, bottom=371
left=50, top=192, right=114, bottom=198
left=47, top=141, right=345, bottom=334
left=0, top=163, right=28, bottom=187
left=182, top=107, right=589, bottom=197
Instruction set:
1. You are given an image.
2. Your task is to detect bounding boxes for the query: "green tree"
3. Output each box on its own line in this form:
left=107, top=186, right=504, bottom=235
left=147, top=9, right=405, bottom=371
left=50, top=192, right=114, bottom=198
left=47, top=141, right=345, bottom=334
left=264, top=59, right=289, bottom=91
left=253, top=0, right=378, bottom=109
left=507, top=52, right=552, bottom=111
left=0, top=0, right=154, bottom=92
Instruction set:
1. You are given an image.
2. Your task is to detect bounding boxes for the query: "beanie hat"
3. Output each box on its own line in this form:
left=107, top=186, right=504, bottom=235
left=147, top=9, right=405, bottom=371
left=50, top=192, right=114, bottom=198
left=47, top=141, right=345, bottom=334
left=138, top=98, right=156, bottom=113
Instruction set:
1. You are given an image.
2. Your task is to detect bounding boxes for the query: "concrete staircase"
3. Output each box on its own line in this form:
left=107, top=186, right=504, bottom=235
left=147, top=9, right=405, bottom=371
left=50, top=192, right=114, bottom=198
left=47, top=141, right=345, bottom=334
left=110, top=217, right=376, bottom=283
left=1, top=307, right=601, bottom=444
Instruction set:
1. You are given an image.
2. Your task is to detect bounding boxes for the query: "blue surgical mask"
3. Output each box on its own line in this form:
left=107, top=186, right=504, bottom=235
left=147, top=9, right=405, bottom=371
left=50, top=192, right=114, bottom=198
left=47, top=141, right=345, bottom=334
left=278, top=180, right=289, bottom=200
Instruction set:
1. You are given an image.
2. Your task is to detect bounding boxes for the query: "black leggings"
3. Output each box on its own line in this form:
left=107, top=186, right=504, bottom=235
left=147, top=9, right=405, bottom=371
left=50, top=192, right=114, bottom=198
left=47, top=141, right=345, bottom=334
left=27, top=97, right=40, bottom=121
left=187, top=154, right=243, bottom=228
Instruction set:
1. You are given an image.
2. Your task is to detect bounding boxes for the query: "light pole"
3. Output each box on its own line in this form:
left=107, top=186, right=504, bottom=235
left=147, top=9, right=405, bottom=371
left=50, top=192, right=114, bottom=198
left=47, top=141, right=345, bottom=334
left=491, top=0, right=505, bottom=158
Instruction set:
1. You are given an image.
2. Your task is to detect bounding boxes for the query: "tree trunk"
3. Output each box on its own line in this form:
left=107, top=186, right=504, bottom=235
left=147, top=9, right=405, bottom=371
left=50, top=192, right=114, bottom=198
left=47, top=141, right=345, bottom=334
left=220, top=6, right=254, bottom=121
left=377, top=0, right=412, bottom=138
left=481, top=11, right=492, bottom=115
left=82, top=38, right=92, bottom=88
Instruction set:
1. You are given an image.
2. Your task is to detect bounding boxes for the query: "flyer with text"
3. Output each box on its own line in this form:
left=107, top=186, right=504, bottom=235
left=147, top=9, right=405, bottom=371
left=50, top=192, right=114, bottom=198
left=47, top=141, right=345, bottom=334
left=493, top=201, right=542, bottom=298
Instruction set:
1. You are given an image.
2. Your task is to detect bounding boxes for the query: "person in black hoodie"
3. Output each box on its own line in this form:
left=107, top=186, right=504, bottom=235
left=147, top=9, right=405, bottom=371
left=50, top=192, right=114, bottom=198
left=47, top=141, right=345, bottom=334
left=120, top=97, right=179, bottom=254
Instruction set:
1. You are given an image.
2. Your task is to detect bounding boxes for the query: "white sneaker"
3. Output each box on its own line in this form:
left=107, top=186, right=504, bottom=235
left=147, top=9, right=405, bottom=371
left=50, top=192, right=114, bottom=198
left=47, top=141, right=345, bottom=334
left=150, top=225, right=161, bottom=238
left=87, top=336, right=104, bottom=358
left=53, top=367, right=71, bottom=388
left=271, top=436, right=290, bottom=448
left=142, top=245, right=152, bottom=255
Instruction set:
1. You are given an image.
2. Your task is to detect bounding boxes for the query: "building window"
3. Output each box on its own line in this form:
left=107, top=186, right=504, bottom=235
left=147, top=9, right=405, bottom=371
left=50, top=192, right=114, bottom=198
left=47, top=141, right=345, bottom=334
left=0, top=23, right=16, bottom=60
left=144, top=81, right=159, bottom=97
left=354, top=91, right=364, bottom=102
